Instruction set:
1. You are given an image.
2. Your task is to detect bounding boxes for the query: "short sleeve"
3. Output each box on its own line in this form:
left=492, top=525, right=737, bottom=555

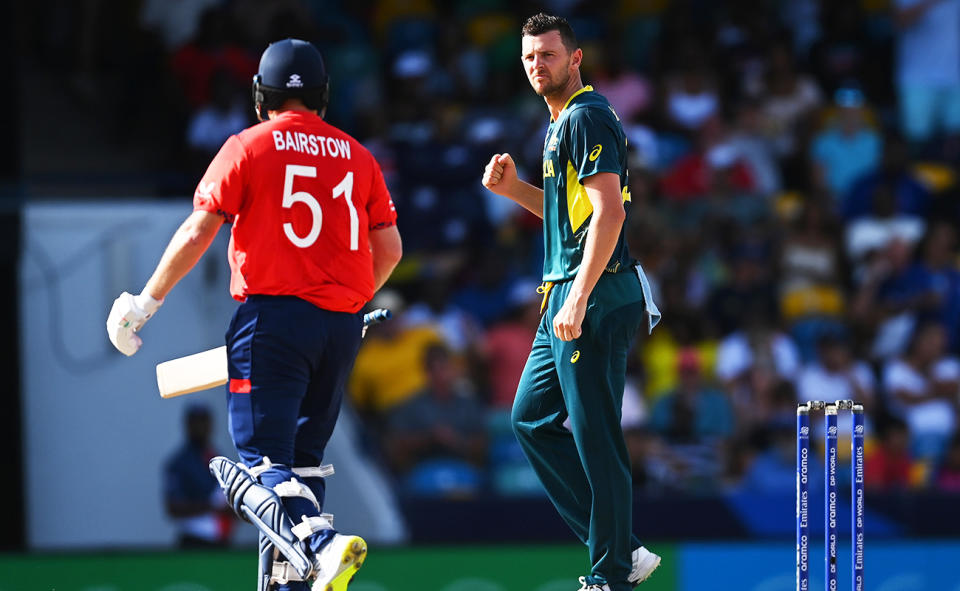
left=566, top=107, right=622, bottom=180
left=366, top=157, right=397, bottom=230
left=193, top=135, right=248, bottom=221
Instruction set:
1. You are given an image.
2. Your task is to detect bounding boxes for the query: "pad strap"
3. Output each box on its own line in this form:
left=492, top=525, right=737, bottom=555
left=291, top=514, right=334, bottom=541
left=273, top=478, right=321, bottom=511
left=271, top=561, right=307, bottom=584
left=244, top=457, right=275, bottom=479
left=293, top=464, right=335, bottom=478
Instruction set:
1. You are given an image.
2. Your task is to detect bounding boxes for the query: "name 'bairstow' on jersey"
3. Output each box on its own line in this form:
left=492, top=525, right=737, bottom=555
left=271, top=130, right=352, bottom=159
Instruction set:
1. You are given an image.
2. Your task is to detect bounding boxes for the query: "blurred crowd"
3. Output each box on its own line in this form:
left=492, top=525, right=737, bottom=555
left=25, top=0, right=960, bottom=499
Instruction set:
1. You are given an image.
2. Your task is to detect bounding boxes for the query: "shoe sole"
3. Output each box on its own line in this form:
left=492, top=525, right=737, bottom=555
left=630, top=554, right=661, bottom=586
left=317, top=536, right=367, bottom=591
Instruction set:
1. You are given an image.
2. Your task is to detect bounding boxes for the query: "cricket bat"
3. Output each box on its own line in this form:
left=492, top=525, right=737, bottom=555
left=156, top=346, right=228, bottom=398
left=156, top=308, right=391, bottom=399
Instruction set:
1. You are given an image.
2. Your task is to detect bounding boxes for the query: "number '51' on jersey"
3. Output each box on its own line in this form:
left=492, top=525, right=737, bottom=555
left=193, top=110, right=397, bottom=313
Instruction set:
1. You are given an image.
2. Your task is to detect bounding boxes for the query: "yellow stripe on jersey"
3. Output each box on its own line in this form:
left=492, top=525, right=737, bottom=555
left=565, top=160, right=593, bottom=232
left=565, top=162, right=633, bottom=232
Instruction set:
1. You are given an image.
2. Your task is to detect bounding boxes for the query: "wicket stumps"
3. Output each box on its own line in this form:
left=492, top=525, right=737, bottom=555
left=796, top=400, right=864, bottom=591
left=852, top=404, right=865, bottom=591
left=826, top=403, right=838, bottom=590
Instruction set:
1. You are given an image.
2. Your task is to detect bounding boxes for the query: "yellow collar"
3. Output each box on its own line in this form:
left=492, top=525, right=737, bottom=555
left=552, top=85, right=593, bottom=122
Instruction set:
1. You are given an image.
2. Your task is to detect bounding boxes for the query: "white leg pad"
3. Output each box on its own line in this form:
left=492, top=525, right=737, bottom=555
left=293, top=464, right=335, bottom=478
left=291, top=514, right=334, bottom=541
left=273, top=478, right=321, bottom=512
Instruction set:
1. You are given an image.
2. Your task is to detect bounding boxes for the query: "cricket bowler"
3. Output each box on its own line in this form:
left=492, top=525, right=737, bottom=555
left=482, top=14, right=661, bottom=591
left=106, top=39, right=402, bottom=591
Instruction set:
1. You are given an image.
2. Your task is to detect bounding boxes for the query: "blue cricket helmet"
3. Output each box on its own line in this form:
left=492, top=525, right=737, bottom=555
left=252, top=39, right=329, bottom=120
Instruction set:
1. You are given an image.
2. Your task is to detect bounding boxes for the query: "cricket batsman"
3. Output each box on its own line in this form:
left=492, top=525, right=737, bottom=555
left=106, top=39, right=402, bottom=591
left=482, top=14, right=661, bottom=591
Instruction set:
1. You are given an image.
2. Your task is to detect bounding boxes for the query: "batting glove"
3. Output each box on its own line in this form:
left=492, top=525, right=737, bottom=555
left=106, top=291, right=163, bottom=356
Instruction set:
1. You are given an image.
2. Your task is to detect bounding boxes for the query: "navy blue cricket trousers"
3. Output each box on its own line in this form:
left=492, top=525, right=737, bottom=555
left=225, top=295, right=362, bottom=588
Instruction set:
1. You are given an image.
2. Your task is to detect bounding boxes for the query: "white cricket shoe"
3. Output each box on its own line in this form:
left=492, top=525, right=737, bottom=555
left=310, top=533, right=367, bottom=591
left=577, top=576, right=611, bottom=591
left=627, top=546, right=661, bottom=586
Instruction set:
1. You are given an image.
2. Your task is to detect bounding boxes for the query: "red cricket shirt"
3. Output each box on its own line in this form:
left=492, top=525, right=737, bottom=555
left=193, top=110, right=397, bottom=313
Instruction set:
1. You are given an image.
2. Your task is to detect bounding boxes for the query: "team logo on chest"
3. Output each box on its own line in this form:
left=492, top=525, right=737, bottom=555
left=544, top=129, right=559, bottom=178
left=547, top=133, right=559, bottom=152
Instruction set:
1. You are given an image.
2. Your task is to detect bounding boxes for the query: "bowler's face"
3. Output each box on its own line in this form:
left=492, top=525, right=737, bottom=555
left=522, top=31, right=575, bottom=97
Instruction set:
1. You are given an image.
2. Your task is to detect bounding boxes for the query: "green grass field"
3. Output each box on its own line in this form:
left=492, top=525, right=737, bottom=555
left=0, top=544, right=677, bottom=591
left=6, top=540, right=960, bottom=590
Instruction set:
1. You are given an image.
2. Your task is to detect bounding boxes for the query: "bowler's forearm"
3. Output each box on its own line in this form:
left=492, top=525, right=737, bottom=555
left=504, top=180, right=544, bottom=218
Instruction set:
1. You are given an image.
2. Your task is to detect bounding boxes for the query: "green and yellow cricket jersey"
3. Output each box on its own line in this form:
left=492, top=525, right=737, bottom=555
left=541, top=85, right=632, bottom=282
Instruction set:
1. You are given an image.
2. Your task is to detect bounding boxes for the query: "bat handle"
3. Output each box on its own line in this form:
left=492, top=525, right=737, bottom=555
left=362, top=308, right=392, bottom=326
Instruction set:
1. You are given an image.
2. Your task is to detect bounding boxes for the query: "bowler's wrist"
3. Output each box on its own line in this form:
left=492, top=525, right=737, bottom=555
left=566, top=285, right=589, bottom=307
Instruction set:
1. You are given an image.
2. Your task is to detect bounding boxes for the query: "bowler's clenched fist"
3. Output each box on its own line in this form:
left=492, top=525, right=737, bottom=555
left=482, top=153, right=518, bottom=196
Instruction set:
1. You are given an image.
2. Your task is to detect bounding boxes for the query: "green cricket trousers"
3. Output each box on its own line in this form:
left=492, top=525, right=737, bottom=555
left=512, top=266, right=659, bottom=590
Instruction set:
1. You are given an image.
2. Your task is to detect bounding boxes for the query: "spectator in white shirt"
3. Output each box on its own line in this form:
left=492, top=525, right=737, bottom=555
left=882, top=321, right=960, bottom=461
left=716, top=312, right=801, bottom=431
left=798, top=332, right=876, bottom=407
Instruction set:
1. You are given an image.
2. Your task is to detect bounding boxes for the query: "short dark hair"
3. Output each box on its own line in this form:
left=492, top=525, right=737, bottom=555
left=521, top=13, right=577, bottom=51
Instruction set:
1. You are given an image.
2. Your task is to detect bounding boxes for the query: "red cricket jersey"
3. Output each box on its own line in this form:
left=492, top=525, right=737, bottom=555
left=193, top=111, right=397, bottom=313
